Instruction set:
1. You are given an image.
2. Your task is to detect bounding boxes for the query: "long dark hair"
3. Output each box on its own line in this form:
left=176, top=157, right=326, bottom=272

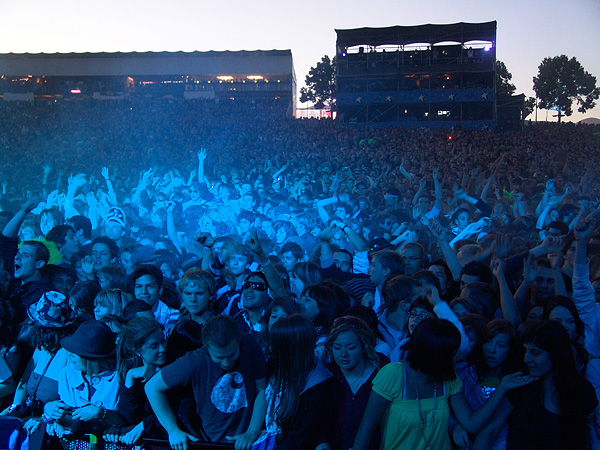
left=268, top=314, right=316, bottom=437
left=542, top=296, right=588, bottom=371
left=523, top=320, right=588, bottom=450
left=300, top=283, right=336, bottom=330
left=470, top=319, right=523, bottom=379
left=117, top=317, right=164, bottom=382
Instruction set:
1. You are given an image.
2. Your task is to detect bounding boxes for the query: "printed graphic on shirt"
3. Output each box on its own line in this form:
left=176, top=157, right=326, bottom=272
left=210, top=372, right=248, bottom=413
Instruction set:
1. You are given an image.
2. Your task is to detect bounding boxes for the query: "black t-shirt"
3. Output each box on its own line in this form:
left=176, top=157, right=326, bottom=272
left=161, top=333, right=266, bottom=442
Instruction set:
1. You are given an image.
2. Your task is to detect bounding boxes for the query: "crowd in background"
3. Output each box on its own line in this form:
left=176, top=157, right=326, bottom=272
left=0, top=97, right=599, bottom=450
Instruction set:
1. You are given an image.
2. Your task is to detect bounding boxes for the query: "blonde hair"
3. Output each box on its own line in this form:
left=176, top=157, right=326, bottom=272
left=94, top=289, right=132, bottom=317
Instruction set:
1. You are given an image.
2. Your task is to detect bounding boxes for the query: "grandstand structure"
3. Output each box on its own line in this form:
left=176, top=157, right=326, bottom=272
left=335, top=22, right=497, bottom=129
left=0, top=50, right=296, bottom=110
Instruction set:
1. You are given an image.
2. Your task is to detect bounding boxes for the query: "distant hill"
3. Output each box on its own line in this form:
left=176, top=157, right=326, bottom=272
left=578, top=118, right=600, bottom=124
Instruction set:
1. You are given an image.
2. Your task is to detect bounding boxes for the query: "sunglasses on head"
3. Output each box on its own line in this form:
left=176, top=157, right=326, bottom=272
left=243, top=281, right=267, bottom=291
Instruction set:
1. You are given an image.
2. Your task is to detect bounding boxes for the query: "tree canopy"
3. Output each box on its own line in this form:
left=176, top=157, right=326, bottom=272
left=496, top=60, right=516, bottom=97
left=299, top=55, right=336, bottom=110
left=523, top=97, right=536, bottom=119
left=533, top=55, right=600, bottom=122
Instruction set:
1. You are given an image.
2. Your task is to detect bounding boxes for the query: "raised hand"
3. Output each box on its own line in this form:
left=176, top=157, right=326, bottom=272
left=46, top=190, right=59, bottom=206
left=574, top=218, right=593, bottom=242
left=244, top=228, right=266, bottom=258
left=492, top=258, right=506, bottom=279
left=522, top=253, right=536, bottom=285
left=539, top=235, right=562, bottom=255
left=428, top=219, right=447, bottom=241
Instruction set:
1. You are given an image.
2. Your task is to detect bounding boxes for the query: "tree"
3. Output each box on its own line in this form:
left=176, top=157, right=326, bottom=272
left=496, top=60, right=516, bottom=96
left=524, top=96, right=536, bottom=119
left=533, top=55, right=600, bottom=122
left=300, top=55, right=336, bottom=110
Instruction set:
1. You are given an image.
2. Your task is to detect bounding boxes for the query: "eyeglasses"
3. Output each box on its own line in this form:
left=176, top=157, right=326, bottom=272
left=409, top=310, right=432, bottom=321
left=243, top=281, right=267, bottom=292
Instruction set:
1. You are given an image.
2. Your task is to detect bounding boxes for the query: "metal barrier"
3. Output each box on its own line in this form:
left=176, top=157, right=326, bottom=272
left=57, top=435, right=233, bottom=450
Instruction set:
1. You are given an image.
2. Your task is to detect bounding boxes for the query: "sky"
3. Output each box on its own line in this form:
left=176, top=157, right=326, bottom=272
left=1, top=0, right=599, bottom=122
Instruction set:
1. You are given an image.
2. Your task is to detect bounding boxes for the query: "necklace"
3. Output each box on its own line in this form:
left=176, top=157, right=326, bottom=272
left=414, top=374, right=437, bottom=450
left=345, top=363, right=372, bottom=394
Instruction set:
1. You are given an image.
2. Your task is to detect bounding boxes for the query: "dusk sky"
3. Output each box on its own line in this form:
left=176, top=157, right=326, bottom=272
left=2, top=0, right=598, bottom=122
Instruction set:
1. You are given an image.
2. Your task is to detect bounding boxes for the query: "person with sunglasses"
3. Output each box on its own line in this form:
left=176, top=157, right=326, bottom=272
left=232, top=272, right=272, bottom=335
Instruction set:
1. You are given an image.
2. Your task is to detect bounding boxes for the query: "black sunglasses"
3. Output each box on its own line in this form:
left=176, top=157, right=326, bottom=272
left=243, top=281, right=267, bottom=292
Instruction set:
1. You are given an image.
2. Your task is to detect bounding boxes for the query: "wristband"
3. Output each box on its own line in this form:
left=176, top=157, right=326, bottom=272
left=98, top=407, right=107, bottom=422
left=336, top=195, right=341, bottom=203
left=260, top=258, right=271, bottom=267
left=6, top=404, right=19, bottom=413
left=342, top=225, right=348, bottom=232
left=42, top=413, right=54, bottom=423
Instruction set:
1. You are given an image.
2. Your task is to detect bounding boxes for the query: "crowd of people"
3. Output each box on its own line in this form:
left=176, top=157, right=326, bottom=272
left=0, top=97, right=599, bottom=450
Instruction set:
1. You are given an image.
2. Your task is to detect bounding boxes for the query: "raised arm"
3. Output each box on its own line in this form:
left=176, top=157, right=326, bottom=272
left=535, top=178, right=555, bottom=216
left=101, top=167, right=118, bottom=206
left=316, top=194, right=347, bottom=224
left=131, top=169, right=153, bottom=207
left=166, top=201, right=182, bottom=254
left=197, top=148, right=207, bottom=183
left=63, top=173, right=87, bottom=219
left=318, top=225, right=335, bottom=270
left=493, top=258, right=521, bottom=324
left=514, top=253, right=536, bottom=313
left=245, top=228, right=287, bottom=299
left=427, top=219, right=461, bottom=281
left=412, top=177, right=427, bottom=207
left=479, top=174, right=494, bottom=202
left=454, top=189, right=492, bottom=217
left=331, top=219, right=367, bottom=253
left=3, top=197, right=39, bottom=239
left=272, top=163, right=288, bottom=182
left=432, top=168, right=443, bottom=211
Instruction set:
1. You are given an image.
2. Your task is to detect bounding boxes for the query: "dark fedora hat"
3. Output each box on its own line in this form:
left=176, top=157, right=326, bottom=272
left=61, top=320, right=116, bottom=359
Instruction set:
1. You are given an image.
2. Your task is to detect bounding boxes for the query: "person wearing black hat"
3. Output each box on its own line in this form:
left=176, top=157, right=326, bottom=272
left=42, top=320, right=121, bottom=436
